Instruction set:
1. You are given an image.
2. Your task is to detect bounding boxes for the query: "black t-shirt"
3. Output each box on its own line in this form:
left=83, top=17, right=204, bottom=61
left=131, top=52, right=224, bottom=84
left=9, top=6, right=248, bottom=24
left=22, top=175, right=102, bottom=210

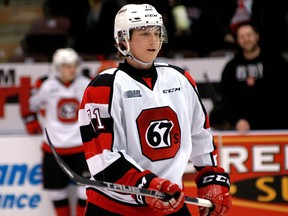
left=220, top=50, right=288, bottom=130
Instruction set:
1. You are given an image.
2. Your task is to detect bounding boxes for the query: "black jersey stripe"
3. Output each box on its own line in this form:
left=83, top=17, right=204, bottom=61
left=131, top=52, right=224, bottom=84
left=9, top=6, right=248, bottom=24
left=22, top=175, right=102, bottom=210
left=39, top=75, right=49, bottom=83
left=53, top=198, right=69, bottom=207
left=93, top=152, right=141, bottom=182
left=34, top=75, right=48, bottom=89
left=80, top=117, right=113, bottom=143
left=209, top=151, right=216, bottom=166
left=89, top=71, right=117, bottom=115
left=80, top=124, right=95, bottom=143
left=89, top=71, right=117, bottom=88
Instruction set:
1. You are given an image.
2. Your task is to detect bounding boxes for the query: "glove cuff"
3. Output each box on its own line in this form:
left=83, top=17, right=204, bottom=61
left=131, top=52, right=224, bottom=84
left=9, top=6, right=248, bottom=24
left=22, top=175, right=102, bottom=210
left=195, top=166, right=230, bottom=189
left=133, top=171, right=157, bottom=205
left=23, top=112, right=38, bottom=123
left=135, top=171, right=157, bottom=189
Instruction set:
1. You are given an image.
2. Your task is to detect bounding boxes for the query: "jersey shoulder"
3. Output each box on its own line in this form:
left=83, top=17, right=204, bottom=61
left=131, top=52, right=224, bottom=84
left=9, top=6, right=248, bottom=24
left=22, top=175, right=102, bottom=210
left=34, top=74, right=49, bottom=89
left=155, top=62, right=186, bottom=74
left=88, top=68, right=118, bottom=88
left=155, top=62, right=196, bottom=86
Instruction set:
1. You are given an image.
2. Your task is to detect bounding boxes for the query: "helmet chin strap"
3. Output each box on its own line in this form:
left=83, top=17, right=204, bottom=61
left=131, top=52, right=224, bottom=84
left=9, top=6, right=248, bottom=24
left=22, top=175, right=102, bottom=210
left=117, top=38, right=162, bottom=66
left=125, top=52, right=154, bottom=66
left=117, top=45, right=153, bottom=66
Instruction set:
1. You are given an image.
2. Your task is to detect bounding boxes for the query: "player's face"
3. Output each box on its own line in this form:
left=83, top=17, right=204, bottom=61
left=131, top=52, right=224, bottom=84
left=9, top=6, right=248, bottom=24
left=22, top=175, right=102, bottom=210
left=236, top=25, right=259, bottom=52
left=129, top=26, right=162, bottom=63
left=58, top=64, right=77, bottom=83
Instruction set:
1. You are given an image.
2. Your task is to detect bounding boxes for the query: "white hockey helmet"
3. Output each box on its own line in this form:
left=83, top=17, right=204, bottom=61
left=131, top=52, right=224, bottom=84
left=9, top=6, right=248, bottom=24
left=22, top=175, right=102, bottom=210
left=114, top=4, right=167, bottom=56
left=52, top=48, right=80, bottom=68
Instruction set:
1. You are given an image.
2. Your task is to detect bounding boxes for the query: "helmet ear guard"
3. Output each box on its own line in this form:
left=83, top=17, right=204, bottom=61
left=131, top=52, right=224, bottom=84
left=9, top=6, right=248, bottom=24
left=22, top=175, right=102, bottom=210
left=116, top=29, right=128, bottom=44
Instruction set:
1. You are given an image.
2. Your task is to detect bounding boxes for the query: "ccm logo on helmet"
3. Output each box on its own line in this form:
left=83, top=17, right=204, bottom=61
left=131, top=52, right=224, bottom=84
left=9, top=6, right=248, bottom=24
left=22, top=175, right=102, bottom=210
left=203, top=174, right=230, bottom=185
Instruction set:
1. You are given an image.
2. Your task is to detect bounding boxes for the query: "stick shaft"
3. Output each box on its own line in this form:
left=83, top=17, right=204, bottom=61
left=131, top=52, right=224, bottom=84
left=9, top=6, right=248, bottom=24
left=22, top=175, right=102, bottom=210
left=44, top=128, right=213, bottom=208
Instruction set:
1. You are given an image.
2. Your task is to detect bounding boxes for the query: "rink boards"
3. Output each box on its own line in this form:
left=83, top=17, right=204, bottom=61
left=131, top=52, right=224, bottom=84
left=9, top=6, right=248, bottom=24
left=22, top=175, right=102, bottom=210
left=0, top=131, right=287, bottom=216
left=184, top=130, right=288, bottom=216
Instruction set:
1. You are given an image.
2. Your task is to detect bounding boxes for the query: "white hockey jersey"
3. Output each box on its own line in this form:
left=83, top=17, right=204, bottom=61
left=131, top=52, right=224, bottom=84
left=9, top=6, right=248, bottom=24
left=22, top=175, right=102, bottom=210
left=78, top=61, right=216, bottom=214
left=29, top=73, right=91, bottom=154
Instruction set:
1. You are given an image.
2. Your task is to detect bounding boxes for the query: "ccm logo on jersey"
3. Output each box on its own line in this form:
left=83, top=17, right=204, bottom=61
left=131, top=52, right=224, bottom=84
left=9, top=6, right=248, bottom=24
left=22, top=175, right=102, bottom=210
left=163, top=87, right=180, bottom=94
left=202, top=174, right=230, bottom=185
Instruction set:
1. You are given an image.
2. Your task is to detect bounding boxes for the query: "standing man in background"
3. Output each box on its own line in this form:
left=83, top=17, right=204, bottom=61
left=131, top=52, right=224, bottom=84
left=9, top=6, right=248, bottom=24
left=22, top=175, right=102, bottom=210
left=22, top=48, right=91, bottom=216
left=218, top=22, right=288, bottom=132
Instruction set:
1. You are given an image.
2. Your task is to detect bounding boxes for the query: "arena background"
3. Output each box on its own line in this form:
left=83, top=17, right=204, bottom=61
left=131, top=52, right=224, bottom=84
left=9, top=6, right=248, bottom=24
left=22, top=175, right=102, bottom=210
left=0, top=58, right=287, bottom=216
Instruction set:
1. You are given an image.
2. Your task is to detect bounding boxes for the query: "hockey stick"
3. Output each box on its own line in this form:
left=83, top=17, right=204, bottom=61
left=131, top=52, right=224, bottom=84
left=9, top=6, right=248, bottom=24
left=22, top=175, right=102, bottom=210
left=44, top=128, right=213, bottom=208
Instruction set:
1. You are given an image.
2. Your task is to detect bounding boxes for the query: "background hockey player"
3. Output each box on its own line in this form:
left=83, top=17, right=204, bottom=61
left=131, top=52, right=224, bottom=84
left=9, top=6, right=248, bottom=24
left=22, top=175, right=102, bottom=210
left=78, top=4, right=232, bottom=216
left=22, top=48, right=91, bottom=216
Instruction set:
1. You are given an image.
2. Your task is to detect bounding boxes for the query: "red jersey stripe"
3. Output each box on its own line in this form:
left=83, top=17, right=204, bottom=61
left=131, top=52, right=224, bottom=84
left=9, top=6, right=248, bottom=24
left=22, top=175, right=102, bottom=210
left=205, top=114, right=211, bottom=128
left=83, top=133, right=113, bottom=159
left=184, top=71, right=197, bottom=87
left=80, top=86, right=111, bottom=109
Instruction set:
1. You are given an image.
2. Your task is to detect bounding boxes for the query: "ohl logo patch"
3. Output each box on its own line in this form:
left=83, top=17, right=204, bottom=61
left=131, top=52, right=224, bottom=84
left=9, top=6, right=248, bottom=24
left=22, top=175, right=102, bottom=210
left=136, top=106, right=181, bottom=161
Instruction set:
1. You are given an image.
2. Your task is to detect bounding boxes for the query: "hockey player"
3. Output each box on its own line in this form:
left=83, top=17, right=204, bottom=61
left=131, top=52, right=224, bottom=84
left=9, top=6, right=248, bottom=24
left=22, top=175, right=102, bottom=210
left=23, top=48, right=91, bottom=216
left=78, top=4, right=232, bottom=216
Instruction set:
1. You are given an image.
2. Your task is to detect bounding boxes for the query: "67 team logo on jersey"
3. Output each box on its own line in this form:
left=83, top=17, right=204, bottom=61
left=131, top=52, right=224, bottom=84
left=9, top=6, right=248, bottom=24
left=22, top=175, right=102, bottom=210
left=137, top=106, right=181, bottom=161
left=146, top=119, right=174, bottom=149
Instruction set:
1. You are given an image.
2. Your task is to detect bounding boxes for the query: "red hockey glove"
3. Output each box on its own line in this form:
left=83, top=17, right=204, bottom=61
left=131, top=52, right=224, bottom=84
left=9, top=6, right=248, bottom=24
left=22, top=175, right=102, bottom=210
left=195, top=166, right=232, bottom=216
left=133, top=173, right=184, bottom=214
left=146, top=177, right=185, bottom=214
left=23, top=113, right=42, bottom=134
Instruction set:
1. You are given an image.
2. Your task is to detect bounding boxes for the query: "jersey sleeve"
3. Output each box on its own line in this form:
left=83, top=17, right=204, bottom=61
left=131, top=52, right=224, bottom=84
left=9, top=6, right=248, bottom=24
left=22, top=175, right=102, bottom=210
left=78, top=73, right=154, bottom=187
left=21, top=76, right=47, bottom=134
left=29, top=76, right=48, bottom=112
left=183, top=71, right=217, bottom=169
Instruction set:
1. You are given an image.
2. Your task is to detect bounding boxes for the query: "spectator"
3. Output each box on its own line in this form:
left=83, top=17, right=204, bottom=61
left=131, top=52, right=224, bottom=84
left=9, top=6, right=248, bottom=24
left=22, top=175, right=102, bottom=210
left=215, top=22, right=288, bottom=132
left=78, top=3, right=231, bottom=216
left=211, top=0, right=253, bottom=53
left=22, top=48, right=91, bottom=216
left=218, top=0, right=288, bottom=55
left=74, top=0, right=125, bottom=58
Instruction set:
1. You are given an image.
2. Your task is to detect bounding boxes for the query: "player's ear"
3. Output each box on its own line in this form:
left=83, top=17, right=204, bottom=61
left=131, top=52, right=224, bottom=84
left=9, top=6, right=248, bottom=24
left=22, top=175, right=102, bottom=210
left=255, top=32, right=259, bottom=41
left=122, top=41, right=128, bottom=48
